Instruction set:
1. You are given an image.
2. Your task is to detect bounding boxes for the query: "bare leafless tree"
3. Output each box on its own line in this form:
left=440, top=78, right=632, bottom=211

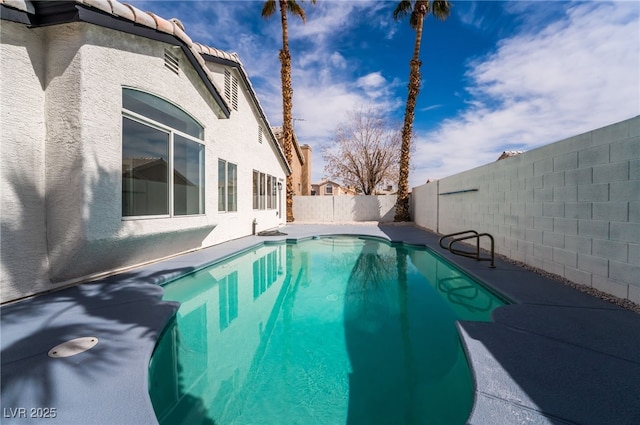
left=322, top=106, right=401, bottom=195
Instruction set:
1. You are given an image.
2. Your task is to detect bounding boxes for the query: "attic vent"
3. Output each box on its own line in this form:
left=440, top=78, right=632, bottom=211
left=164, top=49, right=180, bottom=75
left=224, top=69, right=239, bottom=110
left=258, top=126, right=263, bottom=144
left=231, top=81, right=238, bottom=110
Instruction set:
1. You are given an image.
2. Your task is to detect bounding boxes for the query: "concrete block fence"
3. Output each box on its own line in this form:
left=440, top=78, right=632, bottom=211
left=293, top=195, right=397, bottom=223
left=412, top=116, right=639, bottom=303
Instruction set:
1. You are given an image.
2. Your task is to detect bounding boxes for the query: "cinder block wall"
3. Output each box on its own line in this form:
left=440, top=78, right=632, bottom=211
left=412, top=116, right=639, bottom=303
left=293, top=195, right=397, bottom=223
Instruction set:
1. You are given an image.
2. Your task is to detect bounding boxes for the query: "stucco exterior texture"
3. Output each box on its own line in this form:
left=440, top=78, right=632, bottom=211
left=1, top=17, right=287, bottom=303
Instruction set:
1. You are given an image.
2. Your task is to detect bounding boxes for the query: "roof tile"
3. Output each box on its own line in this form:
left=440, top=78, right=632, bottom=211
left=108, top=0, right=134, bottom=22
left=1, top=0, right=35, bottom=13
left=83, top=0, right=113, bottom=16
left=169, top=17, right=184, bottom=31
left=170, top=19, right=192, bottom=46
left=2, top=0, right=287, bottom=167
left=191, top=42, right=204, bottom=55
left=123, top=3, right=156, bottom=29
left=148, top=12, right=174, bottom=35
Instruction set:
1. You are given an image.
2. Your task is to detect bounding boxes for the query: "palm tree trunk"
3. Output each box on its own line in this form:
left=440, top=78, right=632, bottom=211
left=396, top=247, right=416, bottom=422
left=279, top=1, right=295, bottom=222
left=394, top=10, right=425, bottom=222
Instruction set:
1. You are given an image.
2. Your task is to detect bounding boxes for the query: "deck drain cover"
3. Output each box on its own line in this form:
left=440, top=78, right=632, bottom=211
left=48, top=337, right=99, bottom=358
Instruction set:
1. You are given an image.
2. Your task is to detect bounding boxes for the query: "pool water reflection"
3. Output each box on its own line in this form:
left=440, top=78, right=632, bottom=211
left=149, top=237, right=507, bottom=425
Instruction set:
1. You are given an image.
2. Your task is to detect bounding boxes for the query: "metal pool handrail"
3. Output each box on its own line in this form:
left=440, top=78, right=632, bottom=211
left=439, top=230, right=496, bottom=268
left=437, top=276, right=493, bottom=312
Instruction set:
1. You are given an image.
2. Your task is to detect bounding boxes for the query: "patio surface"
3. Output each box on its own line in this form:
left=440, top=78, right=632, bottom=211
left=1, top=223, right=639, bottom=425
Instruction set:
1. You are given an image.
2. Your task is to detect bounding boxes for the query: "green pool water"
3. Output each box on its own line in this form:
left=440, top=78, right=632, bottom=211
left=149, top=236, right=506, bottom=425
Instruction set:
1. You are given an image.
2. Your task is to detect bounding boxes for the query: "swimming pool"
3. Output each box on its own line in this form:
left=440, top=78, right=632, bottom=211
left=149, top=236, right=507, bottom=425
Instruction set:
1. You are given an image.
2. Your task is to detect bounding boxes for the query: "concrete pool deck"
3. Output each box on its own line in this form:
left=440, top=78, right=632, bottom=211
left=1, top=223, right=639, bottom=425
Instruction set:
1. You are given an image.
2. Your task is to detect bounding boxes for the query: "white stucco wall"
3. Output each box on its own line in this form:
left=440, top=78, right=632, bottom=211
left=1, top=21, right=287, bottom=302
left=412, top=117, right=640, bottom=304
left=203, top=62, right=287, bottom=242
left=1, top=21, right=49, bottom=302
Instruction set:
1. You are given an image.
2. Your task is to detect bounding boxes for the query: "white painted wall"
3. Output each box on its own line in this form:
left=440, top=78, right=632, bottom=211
left=412, top=117, right=640, bottom=304
left=293, top=195, right=397, bottom=222
left=1, top=22, right=49, bottom=301
left=1, top=22, right=286, bottom=303
left=203, top=62, right=287, bottom=242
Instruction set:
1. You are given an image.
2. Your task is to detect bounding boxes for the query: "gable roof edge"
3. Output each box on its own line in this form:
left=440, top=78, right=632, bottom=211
left=198, top=48, right=291, bottom=176
left=0, top=0, right=231, bottom=119
left=271, top=126, right=305, bottom=165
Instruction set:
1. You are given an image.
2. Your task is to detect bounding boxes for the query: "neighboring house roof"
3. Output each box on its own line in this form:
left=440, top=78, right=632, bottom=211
left=313, top=179, right=337, bottom=187
left=497, top=150, right=525, bottom=161
left=0, top=0, right=291, bottom=175
left=312, top=179, right=357, bottom=195
left=271, top=126, right=305, bottom=165
left=375, top=184, right=396, bottom=195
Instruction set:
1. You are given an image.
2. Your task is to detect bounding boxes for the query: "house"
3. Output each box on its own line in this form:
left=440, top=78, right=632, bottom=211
left=375, top=184, right=396, bottom=195
left=0, top=0, right=290, bottom=303
left=272, top=126, right=312, bottom=196
left=311, top=179, right=358, bottom=196
left=497, top=150, right=525, bottom=160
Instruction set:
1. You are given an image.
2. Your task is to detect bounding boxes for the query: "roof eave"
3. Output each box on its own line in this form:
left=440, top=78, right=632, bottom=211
left=1, top=0, right=231, bottom=119
left=202, top=53, right=291, bottom=176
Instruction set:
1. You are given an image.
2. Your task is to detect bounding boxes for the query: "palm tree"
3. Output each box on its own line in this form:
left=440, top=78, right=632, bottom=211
left=262, top=0, right=315, bottom=222
left=393, top=0, right=451, bottom=222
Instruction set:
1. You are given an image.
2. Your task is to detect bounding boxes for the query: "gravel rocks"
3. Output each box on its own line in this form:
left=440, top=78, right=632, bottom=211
left=495, top=253, right=640, bottom=314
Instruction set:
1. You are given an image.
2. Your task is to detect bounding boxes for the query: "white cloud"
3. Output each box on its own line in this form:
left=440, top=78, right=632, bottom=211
left=456, top=1, right=484, bottom=30
left=288, top=2, right=362, bottom=43
left=420, top=104, right=442, bottom=112
left=410, top=1, right=640, bottom=187
left=128, top=1, right=402, bottom=185
left=232, top=2, right=403, bottom=183
left=356, top=72, right=386, bottom=89
left=289, top=1, right=388, bottom=42
left=329, top=52, right=347, bottom=69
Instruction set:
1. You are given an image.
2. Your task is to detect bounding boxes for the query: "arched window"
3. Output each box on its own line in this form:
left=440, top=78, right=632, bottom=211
left=121, top=88, right=205, bottom=217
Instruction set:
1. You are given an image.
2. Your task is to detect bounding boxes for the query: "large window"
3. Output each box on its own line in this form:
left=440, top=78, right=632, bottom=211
left=252, top=250, right=278, bottom=301
left=253, top=170, right=259, bottom=209
left=259, top=173, right=266, bottom=210
left=219, top=271, right=238, bottom=331
left=267, top=176, right=273, bottom=209
left=271, top=179, right=277, bottom=208
left=122, top=89, right=205, bottom=217
left=253, top=170, right=278, bottom=210
left=218, top=159, right=237, bottom=212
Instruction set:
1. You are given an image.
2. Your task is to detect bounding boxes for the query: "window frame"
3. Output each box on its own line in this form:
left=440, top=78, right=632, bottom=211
left=122, top=91, right=205, bottom=219
left=218, top=159, right=238, bottom=213
left=253, top=170, right=260, bottom=210
left=253, top=170, right=278, bottom=211
left=259, top=172, right=266, bottom=210
left=325, top=184, right=333, bottom=195
left=267, top=175, right=273, bottom=209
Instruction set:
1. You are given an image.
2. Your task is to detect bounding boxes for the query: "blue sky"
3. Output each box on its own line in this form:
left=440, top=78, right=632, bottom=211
left=131, top=1, right=639, bottom=187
